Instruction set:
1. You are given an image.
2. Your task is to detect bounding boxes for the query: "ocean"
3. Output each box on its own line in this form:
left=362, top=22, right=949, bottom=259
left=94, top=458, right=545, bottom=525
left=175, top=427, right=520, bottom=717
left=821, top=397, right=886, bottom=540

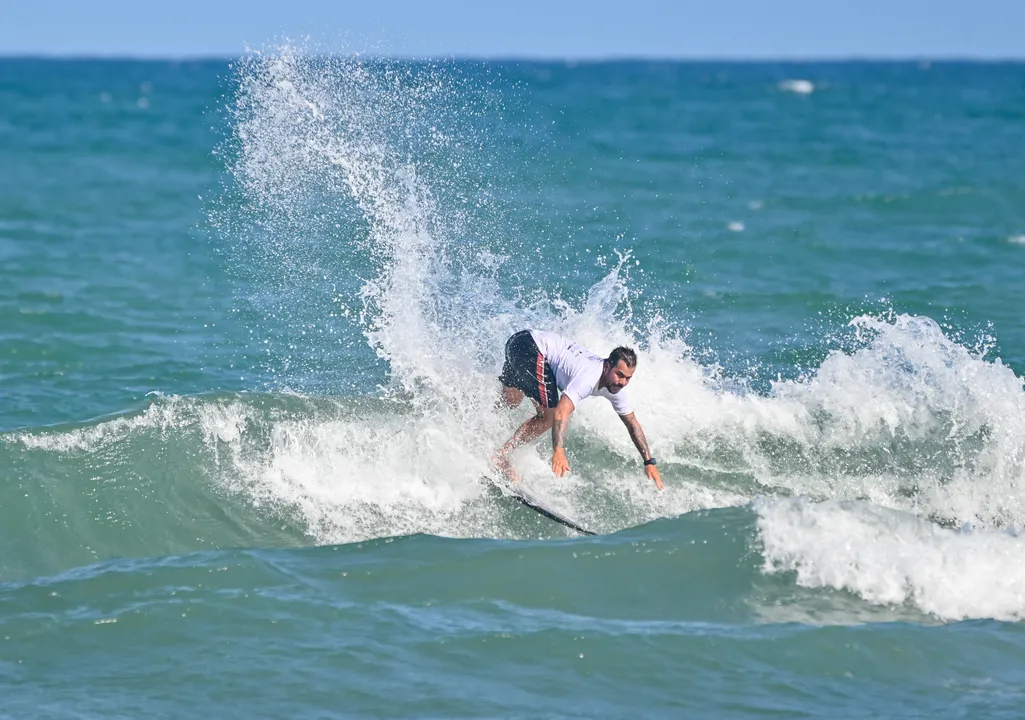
left=1, top=50, right=1024, bottom=717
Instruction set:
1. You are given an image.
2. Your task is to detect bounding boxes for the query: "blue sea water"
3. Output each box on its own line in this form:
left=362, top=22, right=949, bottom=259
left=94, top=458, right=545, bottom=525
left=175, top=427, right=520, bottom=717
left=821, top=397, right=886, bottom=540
left=2, top=51, right=1025, bottom=717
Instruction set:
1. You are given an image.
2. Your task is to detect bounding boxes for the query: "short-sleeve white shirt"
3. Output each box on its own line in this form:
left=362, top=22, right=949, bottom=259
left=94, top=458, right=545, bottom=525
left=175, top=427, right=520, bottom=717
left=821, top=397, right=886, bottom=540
left=529, top=330, right=635, bottom=415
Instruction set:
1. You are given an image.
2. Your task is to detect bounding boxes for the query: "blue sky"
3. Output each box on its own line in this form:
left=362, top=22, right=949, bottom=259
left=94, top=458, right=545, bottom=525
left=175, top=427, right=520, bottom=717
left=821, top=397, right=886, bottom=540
left=2, top=0, right=1023, bottom=59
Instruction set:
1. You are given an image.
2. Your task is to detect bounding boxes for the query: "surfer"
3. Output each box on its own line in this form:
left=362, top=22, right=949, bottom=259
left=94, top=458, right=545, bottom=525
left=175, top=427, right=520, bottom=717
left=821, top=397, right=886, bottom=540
left=494, top=329, right=664, bottom=490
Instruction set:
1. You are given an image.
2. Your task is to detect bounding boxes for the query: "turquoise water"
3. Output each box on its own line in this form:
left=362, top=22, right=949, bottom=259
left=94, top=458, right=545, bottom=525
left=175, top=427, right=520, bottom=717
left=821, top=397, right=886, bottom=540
left=2, top=52, right=1025, bottom=717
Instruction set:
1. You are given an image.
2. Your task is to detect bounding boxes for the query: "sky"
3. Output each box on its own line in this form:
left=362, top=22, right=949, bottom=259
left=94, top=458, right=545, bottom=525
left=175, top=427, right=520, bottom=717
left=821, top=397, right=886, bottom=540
left=1, top=0, right=1024, bottom=59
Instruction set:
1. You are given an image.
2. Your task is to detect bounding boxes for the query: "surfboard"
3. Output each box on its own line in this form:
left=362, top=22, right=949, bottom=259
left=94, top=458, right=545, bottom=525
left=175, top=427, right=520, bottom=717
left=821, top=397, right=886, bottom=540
left=484, top=475, right=597, bottom=536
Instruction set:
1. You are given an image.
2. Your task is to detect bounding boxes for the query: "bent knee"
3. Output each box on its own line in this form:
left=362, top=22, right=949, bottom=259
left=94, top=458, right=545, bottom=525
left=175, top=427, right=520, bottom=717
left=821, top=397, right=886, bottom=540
left=502, top=386, right=525, bottom=408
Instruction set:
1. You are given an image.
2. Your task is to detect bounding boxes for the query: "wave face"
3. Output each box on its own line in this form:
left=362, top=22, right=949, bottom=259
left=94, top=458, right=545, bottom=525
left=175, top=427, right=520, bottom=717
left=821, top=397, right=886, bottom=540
left=4, top=52, right=1025, bottom=717
left=6, top=314, right=1025, bottom=622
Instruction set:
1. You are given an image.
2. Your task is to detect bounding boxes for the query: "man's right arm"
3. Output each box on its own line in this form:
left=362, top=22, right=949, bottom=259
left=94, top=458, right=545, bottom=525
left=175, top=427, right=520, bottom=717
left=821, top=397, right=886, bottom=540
left=551, top=395, right=575, bottom=476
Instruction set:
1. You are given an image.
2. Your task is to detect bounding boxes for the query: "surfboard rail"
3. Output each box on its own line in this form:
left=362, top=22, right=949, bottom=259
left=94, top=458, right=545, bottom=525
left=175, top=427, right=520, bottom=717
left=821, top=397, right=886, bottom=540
left=484, top=475, right=597, bottom=536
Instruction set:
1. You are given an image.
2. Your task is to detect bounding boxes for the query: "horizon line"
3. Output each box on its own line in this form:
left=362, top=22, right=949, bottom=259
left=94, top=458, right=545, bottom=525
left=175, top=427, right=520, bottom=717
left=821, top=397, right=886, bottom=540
left=2, top=51, right=1025, bottom=64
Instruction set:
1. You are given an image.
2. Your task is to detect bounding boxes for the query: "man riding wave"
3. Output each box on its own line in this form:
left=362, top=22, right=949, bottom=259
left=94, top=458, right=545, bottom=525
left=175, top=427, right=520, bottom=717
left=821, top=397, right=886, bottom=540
left=494, top=329, right=663, bottom=490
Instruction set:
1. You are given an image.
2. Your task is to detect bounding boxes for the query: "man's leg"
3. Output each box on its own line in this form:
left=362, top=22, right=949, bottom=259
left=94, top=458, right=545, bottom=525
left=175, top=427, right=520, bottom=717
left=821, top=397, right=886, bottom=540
left=493, top=402, right=555, bottom=482
left=499, top=385, right=525, bottom=409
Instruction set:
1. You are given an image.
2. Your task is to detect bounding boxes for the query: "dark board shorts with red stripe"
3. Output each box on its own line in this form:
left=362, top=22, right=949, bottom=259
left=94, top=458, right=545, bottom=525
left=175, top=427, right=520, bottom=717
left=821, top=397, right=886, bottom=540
left=499, top=330, right=559, bottom=410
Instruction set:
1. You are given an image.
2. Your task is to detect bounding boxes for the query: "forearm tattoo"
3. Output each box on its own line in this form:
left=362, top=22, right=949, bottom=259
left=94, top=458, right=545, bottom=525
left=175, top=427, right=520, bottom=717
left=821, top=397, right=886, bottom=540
left=553, top=415, right=569, bottom=450
left=627, top=419, right=651, bottom=460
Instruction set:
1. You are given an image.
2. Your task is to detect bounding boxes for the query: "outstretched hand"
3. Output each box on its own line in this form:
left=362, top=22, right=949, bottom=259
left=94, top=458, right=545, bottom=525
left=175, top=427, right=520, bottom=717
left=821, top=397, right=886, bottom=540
left=646, top=463, right=664, bottom=491
left=552, top=448, right=571, bottom=477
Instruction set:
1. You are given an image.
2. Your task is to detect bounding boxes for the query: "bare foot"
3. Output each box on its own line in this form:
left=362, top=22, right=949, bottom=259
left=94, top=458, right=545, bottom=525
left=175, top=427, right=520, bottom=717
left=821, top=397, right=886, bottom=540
left=490, top=452, right=521, bottom=483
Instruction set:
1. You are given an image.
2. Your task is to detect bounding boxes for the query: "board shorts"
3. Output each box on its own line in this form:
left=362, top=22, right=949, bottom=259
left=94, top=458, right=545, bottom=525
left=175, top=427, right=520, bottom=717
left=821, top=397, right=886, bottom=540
left=499, top=330, right=559, bottom=410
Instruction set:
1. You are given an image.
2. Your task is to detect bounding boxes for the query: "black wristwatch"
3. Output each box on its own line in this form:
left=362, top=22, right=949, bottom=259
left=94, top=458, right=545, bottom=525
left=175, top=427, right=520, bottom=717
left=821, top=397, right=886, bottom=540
left=644, top=457, right=657, bottom=466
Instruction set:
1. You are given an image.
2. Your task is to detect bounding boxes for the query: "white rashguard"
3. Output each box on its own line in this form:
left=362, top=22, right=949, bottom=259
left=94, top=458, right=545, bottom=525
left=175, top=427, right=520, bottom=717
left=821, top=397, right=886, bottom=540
left=529, top=330, right=635, bottom=416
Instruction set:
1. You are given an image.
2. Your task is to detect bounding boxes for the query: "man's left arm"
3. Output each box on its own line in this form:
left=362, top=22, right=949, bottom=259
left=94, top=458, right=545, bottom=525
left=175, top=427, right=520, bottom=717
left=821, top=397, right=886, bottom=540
left=619, top=412, right=664, bottom=490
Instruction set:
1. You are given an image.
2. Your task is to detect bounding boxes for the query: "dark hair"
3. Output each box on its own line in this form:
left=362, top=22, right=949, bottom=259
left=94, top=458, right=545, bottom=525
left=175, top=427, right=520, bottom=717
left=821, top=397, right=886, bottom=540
left=608, top=346, right=637, bottom=368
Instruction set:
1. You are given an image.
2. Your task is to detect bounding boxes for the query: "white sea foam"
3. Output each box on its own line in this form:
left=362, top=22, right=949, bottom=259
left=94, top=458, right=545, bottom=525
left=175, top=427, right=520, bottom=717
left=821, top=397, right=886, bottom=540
left=779, top=79, right=814, bottom=95
left=221, top=410, right=492, bottom=542
left=764, top=314, right=1025, bottom=526
left=756, top=497, right=1025, bottom=621
left=590, top=310, right=1025, bottom=530
left=12, top=394, right=228, bottom=453
left=1008, top=235, right=1025, bottom=246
